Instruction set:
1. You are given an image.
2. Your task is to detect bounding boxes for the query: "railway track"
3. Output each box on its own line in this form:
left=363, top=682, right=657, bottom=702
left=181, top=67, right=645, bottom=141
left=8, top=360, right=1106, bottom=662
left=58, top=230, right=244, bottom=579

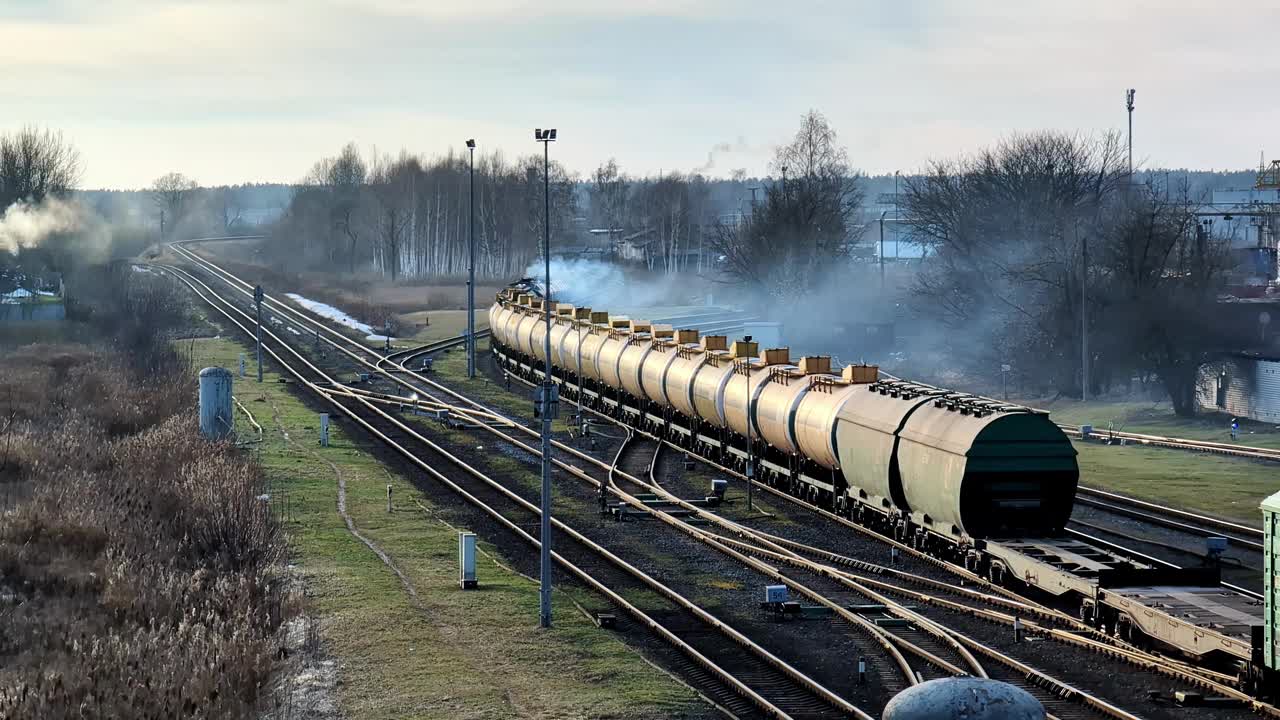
left=1060, top=422, right=1280, bottom=463
left=490, top=356, right=1279, bottom=715
left=164, top=240, right=1275, bottom=718
left=161, top=261, right=874, bottom=720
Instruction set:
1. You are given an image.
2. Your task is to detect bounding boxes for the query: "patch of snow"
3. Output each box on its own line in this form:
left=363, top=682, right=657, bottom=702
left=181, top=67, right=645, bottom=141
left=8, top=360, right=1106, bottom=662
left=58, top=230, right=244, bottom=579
left=287, top=327, right=301, bottom=336
left=37, top=290, right=56, bottom=297
left=2, top=288, right=33, bottom=299
left=366, top=334, right=392, bottom=342
left=285, top=293, right=374, bottom=334
left=131, top=265, right=154, bottom=274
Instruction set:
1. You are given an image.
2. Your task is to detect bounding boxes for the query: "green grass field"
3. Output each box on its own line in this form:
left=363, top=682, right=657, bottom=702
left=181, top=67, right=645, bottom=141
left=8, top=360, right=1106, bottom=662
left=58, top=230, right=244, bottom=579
left=1033, top=399, right=1280, bottom=523
left=183, top=336, right=704, bottom=720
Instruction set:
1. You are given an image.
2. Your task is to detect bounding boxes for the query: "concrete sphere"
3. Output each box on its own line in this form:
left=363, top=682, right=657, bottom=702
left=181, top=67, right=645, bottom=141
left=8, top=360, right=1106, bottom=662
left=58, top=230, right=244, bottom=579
left=883, top=678, right=1044, bottom=720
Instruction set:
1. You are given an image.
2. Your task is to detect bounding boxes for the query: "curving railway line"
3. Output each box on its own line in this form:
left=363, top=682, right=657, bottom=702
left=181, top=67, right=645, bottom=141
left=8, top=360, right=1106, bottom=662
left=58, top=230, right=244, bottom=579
left=161, top=239, right=1280, bottom=718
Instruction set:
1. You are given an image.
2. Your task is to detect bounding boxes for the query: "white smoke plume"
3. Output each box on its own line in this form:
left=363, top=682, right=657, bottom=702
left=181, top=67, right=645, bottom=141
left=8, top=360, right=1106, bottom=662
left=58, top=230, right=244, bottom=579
left=524, top=257, right=686, bottom=309
left=0, top=197, right=112, bottom=259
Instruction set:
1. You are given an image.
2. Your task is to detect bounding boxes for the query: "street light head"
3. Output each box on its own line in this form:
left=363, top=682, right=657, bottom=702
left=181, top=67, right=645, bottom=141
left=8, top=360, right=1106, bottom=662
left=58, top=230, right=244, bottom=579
left=465, top=139, right=475, bottom=148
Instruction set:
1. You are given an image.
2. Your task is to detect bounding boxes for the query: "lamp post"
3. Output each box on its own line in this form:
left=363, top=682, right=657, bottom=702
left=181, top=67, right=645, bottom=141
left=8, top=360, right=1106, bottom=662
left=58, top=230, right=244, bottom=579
left=466, top=139, right=476, bottom=378
left=534, top=127, right=557, bottom=629
left=1126, top=89, right=1135, bottom=178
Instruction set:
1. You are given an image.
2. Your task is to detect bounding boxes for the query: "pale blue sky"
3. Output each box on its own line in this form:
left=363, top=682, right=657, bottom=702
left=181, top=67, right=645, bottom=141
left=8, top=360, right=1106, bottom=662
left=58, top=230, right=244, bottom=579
left=3, top=0, right=1277, bottom=188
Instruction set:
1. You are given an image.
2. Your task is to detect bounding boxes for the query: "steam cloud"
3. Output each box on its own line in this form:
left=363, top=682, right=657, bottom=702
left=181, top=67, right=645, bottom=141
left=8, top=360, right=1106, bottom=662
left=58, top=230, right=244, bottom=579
left=524, top=257, right=687, bottom=309
left=0, top=197, right=112, bottom=260
left=694, top=136, right=750, bottom=174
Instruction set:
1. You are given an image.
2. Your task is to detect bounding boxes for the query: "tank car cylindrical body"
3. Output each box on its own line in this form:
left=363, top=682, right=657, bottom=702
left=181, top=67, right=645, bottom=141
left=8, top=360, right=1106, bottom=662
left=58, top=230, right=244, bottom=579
left=490, top=303, right=511, bottom=346
left=639, top=344, right=681, bottom=407
left=722, top=362, right=770, bottom=439
left=793, top=380, right=859, bottom=469
left=896, top=402, right=1078, bottom=538
left=558, top=323, right=586, bottom=374
left=529, top=316, right=550, bottom=364
left=834, top=382, right=942, bottom=514
left=502, top=307, right=524, bottom=350
left=752, top=369, right=813, bottom=456
left=549, top=320, right=573, bottom=367
left=512, top=313, right=537, bottom=357
left=596, top=334, right=627, bottom=389
left=690, top=356, right=735, bottom=428
left=618, top=338, right=654, bottom=399
left=578, top=328, right=609, bottom=381
left=663, top=350, right=706, bottom=419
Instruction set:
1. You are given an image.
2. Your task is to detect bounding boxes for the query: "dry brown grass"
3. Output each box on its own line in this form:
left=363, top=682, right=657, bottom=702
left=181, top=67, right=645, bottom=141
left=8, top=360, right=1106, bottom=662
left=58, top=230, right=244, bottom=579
left=0, top=344, right=291, bottom=719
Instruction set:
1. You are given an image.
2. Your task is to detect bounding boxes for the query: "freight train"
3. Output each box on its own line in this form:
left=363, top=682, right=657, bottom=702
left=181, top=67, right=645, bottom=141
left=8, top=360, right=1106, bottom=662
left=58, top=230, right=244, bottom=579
left=488, top=287, right=1272, bottom=692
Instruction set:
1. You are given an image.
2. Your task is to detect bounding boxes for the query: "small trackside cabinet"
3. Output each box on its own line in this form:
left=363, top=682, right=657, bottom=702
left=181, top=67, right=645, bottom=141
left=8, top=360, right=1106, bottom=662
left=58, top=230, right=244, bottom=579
left=459, top=532, right=477, bottom=589
left=1263, top=491, right=1280, bottom=671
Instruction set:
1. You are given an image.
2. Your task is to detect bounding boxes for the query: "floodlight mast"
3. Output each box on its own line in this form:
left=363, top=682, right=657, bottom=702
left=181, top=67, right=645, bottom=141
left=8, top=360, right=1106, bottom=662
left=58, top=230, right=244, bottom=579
left=534, top=126, right=557, bottom=630
left=465, top=138, right=476, bottom=379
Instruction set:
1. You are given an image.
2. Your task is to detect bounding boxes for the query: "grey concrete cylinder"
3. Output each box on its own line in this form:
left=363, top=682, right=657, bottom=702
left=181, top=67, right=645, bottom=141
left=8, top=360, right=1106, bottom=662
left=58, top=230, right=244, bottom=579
left=883, top=678, right=1044, bottom=720
left=199, top=367, right=235, bottom=441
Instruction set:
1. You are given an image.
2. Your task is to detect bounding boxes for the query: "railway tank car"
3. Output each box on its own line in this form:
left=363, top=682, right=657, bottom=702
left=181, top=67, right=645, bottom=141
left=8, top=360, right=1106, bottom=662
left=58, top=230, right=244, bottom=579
left=489, top=287, right=1280, bottom=690
left=488, top=289, right=1080, bottom=546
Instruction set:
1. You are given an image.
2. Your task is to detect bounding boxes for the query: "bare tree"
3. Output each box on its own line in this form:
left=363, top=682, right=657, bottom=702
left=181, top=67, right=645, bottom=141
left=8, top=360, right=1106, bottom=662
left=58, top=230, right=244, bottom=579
left=152, top=172, right=199, bottom=239
left=901, top=131, right=1128, bottom=394
left=366, top=152, right=419, bottom=281
left=0, top=127, right=81, bottom=208
left=1095, top=185, right=1229, bottom=415
left=709, top=110, right=863, bottom=298
left=589, top=159, right=630, bottom=233
left=216, top=186, right=243, bottom=233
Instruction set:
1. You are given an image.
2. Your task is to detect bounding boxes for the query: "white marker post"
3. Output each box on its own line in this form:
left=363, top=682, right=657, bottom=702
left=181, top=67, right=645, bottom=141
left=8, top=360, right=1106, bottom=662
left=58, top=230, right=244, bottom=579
left=458, top=532, right=477, bottom=589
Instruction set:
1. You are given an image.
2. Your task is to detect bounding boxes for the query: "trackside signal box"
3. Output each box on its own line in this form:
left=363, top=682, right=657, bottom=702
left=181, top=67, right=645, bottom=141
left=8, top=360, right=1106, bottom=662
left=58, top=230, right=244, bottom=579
left=459, top=532, right=477, bottom=589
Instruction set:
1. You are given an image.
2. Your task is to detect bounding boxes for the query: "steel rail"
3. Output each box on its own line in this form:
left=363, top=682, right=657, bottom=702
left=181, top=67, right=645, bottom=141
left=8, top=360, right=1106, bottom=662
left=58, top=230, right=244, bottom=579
left=496, top=364, right=1170, bottom=720
left=1059, top=422, right=1280, bottom=463
left=168, top=246, right=953, bottom=702
left=1075, top=486, right=1263, bottom=538
left=494, top=348, right=1280, bottom=712
left=159, top=262, right=855, bottom=720
left=167, top=247, right=1272, bottom=714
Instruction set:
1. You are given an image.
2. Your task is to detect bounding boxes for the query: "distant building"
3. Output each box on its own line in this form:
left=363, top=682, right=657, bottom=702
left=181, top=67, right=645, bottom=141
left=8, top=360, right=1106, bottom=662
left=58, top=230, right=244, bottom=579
left=1198, top=353, right=1280, bottom=422
left=1199, top=160, right=1280, bottom=296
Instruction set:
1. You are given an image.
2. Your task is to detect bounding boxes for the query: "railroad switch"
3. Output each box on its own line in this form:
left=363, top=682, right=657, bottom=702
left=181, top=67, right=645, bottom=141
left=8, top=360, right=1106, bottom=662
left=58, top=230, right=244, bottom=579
left=759, top=600, right=803, bottom=620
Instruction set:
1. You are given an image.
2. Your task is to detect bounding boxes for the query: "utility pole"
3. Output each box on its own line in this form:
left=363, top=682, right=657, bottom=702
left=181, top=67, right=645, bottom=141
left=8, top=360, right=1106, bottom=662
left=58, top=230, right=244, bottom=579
left=254, top=285, right=265, bottom=383
left=894, top=170, right=901, bottom=259
left=742, top=352, right=755, bottom=513
left=1081, top=237, right=1088, bottom=402
left=534, top=127, right=558, bottom=629
left=1126, top=89, right=1136, bottom=178
left=879, top=210, right=888, bottom=291
left=466, top=139, right=477, bottom=379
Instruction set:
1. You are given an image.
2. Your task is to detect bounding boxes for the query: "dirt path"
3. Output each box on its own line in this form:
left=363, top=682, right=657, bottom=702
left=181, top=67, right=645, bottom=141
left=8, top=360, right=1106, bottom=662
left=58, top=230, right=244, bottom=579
left=268, top=397, right=421, bottom=607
